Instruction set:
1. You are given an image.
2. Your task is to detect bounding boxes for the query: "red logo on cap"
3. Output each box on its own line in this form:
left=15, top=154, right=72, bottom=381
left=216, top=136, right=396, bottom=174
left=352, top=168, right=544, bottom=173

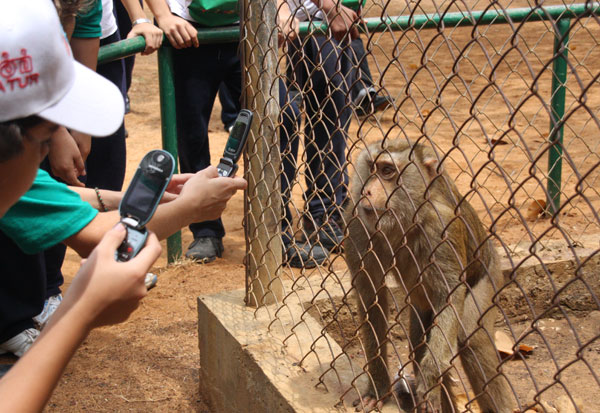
left=0, top=49, right=39, bottom=92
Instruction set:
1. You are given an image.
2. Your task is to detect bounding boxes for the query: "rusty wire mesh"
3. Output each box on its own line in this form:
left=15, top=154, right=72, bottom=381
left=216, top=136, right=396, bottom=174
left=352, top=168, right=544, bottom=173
left=241, top=0, right=600, bottom=411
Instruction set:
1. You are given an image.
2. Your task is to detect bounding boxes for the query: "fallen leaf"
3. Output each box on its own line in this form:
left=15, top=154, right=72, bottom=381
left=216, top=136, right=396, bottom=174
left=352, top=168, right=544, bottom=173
left=496, top=331, right=535, bottom=358
left=525, top=199, right=546, bottom=220
left=517, top=343, right=535, bottom=354
left=491, top=138, right=509, bottom=145
left=496, top=330, right=515, bottom=357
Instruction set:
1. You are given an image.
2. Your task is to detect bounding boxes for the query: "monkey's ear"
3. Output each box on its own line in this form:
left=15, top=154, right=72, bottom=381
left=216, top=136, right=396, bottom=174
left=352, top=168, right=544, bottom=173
left=422, top=155, right=442, bottom=177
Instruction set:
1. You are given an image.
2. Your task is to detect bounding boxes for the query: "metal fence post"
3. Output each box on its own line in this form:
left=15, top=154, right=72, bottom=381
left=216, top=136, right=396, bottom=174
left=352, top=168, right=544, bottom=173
left=157, top=45, right=182, bottom=262
left=242, top=0, right=284, bottom=307
left=546, top=17, right=570, bottom=216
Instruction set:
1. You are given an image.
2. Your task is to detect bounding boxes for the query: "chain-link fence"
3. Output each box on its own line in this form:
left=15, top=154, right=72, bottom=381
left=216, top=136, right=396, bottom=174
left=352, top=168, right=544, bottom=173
left=241, top=0, right=600, bottom=411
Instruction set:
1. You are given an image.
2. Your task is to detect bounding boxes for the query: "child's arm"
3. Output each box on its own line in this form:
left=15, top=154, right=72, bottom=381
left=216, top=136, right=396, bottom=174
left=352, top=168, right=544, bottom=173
left=0, top=224, right=161, bottom=412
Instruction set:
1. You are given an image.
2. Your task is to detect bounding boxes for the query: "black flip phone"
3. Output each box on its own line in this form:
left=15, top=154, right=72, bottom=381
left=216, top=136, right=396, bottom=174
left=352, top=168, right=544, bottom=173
left=116, top=149, right=175, bottom=261
left=216, top=109, right=253, bottom=177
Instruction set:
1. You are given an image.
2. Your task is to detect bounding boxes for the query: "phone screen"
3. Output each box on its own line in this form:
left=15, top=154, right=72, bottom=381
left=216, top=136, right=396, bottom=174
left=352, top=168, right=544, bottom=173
left=121, top=172, right=165, bottom=220
left=224, top=121, right=244, bottom=156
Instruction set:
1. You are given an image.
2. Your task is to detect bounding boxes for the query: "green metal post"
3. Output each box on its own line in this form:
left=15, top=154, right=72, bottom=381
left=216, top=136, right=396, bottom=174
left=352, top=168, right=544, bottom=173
left=157, top=45, right=182, bottom=262
left=546, top=18, right=570, bottom=216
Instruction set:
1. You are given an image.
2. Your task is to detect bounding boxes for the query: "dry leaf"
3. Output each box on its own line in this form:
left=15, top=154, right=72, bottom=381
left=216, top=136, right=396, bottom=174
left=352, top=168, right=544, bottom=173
left=491, top=138, right=509, bottom=145
left=496, top=331, right=534, bottom=359
left=517, top=343, right=534, bottom=354
left=525, top=199, right=546, bottom=220
left=496, top=330, right=515, bottom=357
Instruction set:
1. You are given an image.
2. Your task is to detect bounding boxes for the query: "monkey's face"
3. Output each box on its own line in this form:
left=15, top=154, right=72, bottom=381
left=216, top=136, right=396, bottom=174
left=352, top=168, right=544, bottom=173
left=353, top=142, right=438, bottom=233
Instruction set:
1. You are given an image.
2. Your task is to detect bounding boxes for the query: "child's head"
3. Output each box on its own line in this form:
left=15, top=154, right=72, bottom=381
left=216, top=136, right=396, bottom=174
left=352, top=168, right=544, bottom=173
left=0, top=0, right=125, bottom=216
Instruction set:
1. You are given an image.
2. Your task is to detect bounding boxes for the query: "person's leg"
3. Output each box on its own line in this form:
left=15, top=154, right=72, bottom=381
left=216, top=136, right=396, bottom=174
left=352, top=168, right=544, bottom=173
left=301, top=35, right=351, bottom=219
left=350, top=37, right=374, bottom=100
left=292, top=35, right=351, bottom=251
left=85, top=31, right=127, bottom=191
left=113, top=0, right=136, bottom=93
left=349, top=37, right=393, bottom=117
left=218, top=81, right=239, bottom=131
left=0, top=231, right=45, bottom=357
left=173, top=42, right=241, bottom=261
left=278, top=79, right=328, bottom=267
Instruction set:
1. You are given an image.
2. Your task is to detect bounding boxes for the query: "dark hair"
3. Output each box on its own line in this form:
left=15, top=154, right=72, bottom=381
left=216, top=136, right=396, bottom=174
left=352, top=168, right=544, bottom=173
left=0, top=116, right=45, bottom=162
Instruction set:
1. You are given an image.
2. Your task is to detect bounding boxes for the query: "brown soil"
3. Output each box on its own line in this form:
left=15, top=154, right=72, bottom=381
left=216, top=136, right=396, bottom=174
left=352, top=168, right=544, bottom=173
left=1, top=1, right=598, bottom=411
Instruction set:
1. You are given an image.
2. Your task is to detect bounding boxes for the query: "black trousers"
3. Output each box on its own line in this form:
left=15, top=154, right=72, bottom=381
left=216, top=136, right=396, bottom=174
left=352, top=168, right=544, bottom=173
left=0, top=231, right=46, bottom=343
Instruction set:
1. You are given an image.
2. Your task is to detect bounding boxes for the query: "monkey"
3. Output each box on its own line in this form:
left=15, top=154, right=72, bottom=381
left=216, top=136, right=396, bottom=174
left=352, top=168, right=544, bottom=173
left=344, top=140, right=514, bottom=412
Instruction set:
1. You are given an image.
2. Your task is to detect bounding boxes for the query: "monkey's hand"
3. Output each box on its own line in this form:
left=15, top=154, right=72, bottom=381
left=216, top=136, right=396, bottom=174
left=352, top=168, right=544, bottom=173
left=352, top=390, right=385, bottom=412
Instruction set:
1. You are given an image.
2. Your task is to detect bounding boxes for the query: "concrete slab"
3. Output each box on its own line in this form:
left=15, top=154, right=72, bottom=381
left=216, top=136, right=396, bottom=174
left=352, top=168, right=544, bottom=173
left=198, top=284, right=371, bottom=413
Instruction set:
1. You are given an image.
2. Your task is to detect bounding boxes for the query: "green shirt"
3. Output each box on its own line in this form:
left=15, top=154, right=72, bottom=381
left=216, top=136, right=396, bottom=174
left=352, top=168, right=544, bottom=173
left=0, top=170, right=98, bottom=254
left=73, top=0, right=102, bottom=39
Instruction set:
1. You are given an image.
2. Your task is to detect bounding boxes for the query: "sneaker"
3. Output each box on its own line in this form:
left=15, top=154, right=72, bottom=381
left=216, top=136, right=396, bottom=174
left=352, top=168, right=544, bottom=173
left=33, top=293, right=62, bottom=330
left=145, top=273, right=158, bottom=290
left=304, top=216, right=344, bottom=252
left=354, top=86, right=393, bottom=118
left=283, top=241, right=328, bottom=269
left=0, top=328, right=40, bottom=357
left=185, top=237, right=224, bottom=263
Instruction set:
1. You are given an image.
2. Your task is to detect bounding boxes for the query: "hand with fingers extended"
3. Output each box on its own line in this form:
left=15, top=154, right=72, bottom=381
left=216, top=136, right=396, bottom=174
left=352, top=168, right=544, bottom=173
left=56, top=223, right=162, bottom=329
left=177, top=166, right=247, bottom=223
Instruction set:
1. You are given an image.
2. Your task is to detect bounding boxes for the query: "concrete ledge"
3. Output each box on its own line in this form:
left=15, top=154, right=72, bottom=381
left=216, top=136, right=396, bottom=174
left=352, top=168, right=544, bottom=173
left=198, top=288, right=369, bottom=413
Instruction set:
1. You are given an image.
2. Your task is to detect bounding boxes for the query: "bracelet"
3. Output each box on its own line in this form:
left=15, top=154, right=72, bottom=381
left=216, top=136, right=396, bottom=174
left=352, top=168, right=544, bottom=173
left=94, top=187, right=108, bottom=212
left=132, top=17, right=152, bottom=26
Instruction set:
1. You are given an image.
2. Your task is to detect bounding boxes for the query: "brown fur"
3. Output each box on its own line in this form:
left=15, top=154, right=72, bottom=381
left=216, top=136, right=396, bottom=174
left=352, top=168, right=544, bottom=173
left=344, top=140, right=513, bottom=412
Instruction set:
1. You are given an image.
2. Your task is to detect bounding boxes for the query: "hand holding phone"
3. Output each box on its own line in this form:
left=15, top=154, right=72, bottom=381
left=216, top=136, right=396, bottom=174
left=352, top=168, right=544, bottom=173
left=216, top=109, right=253, bottom=177
left=116, top=150, right=175, bottom=261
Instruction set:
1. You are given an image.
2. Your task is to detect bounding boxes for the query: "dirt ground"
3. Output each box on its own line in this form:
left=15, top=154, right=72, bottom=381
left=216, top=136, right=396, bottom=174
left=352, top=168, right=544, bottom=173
left=1, top=1, right=598, bottom=412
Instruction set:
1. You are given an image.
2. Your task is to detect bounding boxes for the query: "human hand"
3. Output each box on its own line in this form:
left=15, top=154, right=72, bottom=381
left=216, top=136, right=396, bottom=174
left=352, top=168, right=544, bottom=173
left=277, top=4, right=299, bottom=48
left=71, top=130, right=92, bottom=162
left=156, top=14, right=198, bottom=49
left=166, top=173, right=195, bottom=194
left=127, top=22, right=163, bottom=55
left=178, top=166, right=247, bottom=222
left=326, top=4, right=359, bottom=42
left=159, top=173, right=194, bottom=203
left=48, top=127, right=85, bottom=187
left=61, top=223, right=162, bottom=329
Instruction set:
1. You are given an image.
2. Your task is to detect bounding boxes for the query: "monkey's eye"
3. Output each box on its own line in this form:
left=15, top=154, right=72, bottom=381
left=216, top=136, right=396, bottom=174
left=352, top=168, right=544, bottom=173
left=379, top=164, right=396, bottom=179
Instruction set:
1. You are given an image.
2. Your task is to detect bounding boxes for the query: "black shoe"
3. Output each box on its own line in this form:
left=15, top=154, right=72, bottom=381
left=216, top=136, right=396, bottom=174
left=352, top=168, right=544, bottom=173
left=283, top=241, right=328, bottom=269
left=354, top=87, right=393, bottom=118
left=304, top=216, right=344, bottom=252
left=185, top=237, right=224, bottom=263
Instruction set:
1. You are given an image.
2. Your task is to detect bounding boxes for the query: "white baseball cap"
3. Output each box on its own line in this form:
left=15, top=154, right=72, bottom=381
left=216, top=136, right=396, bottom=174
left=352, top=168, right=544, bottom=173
left=0, top=0, right=124, bottom=136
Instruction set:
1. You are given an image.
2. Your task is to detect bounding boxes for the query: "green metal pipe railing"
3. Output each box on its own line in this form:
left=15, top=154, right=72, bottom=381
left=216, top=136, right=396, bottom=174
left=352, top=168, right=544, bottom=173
left=97, top=3, right=598, bottom=262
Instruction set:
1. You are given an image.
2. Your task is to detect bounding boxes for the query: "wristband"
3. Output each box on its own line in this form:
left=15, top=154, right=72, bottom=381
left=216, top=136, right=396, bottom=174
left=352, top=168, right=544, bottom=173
left=94, top=187, right=108, bottom=212
left=132, top=18, right=152, bottom=26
